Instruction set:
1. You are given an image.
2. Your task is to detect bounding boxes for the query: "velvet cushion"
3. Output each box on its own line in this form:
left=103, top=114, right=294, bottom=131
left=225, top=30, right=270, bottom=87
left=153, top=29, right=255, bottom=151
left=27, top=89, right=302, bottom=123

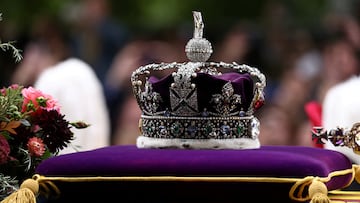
left=36, top=145, right=352, bottom=189
left=35, top=145, right=354, bottom=202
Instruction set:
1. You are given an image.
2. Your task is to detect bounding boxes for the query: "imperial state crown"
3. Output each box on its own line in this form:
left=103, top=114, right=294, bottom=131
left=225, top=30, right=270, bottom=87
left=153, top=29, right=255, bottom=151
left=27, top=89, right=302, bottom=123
left=131, top=11, right=266, bottom=149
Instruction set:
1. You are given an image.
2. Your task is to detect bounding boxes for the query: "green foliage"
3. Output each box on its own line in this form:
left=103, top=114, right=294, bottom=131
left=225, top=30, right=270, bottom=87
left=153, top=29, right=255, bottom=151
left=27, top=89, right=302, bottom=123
left=0, top=13, right=22, bottom=63
left=0, top=42, right=22, bottom=63
left=0, top=174, right=18, bottom=200
left=0, top=85, right=23, bottom=122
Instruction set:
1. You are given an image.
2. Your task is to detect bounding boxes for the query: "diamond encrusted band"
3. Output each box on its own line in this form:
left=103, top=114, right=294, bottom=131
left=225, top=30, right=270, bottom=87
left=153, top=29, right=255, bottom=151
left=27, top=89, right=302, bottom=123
left=140, top=115, right=259, bottom=140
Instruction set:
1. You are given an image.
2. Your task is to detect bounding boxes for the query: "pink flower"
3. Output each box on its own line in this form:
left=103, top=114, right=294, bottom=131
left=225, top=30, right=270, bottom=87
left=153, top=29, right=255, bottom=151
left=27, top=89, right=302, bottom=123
left=0, top=88, right=6, bottom=96
left=21, top=86, right=60, bottom=113
left=32, top=124, right=41, bottom=133
left=9, top=84, right=19, bottom=89
left=27, top=137, right=46, bottom=157
left=1, top=84, right=20, bottom=96
left=0, top=135, right=10, bottom=164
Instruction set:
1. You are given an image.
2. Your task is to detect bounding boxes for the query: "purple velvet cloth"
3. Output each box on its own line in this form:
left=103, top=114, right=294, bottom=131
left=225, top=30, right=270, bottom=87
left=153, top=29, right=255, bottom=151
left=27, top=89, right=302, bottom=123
left=149, top=72, right=254, bottom=113
left=35, top=145, right=352, bottom=191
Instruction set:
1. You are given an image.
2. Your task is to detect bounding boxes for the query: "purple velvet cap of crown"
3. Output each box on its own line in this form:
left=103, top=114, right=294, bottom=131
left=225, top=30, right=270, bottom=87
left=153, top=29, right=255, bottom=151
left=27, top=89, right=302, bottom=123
left=148, top=72, right=254, bottom=114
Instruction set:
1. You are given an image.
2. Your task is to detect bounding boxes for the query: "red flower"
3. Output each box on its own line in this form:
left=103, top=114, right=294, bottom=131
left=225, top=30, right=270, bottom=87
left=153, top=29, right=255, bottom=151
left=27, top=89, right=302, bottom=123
left=27, top=137, right=46, bottom=157
left=0, top=135, right=10, bottom=164
left=32, top=109, right=74, bottom=153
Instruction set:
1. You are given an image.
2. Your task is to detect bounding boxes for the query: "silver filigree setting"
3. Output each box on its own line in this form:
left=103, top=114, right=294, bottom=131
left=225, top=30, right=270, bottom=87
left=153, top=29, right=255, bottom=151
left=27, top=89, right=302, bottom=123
left=170, top=63, right=201, bottom=116
left=140, top=80, right=162, bottom=114
left=211, top=82, right=242, bottom=116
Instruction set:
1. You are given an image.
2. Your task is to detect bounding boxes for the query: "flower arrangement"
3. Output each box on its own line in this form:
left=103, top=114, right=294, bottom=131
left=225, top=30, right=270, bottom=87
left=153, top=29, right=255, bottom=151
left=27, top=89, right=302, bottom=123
left=0, top=84, right=89, bottom=199
left=0, top=13, right=88, bottom=200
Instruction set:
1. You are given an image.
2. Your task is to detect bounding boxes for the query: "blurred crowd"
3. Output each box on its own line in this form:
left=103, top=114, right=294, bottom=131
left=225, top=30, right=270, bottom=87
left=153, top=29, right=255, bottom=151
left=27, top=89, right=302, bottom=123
left=1, top=0, right=360, bottom=151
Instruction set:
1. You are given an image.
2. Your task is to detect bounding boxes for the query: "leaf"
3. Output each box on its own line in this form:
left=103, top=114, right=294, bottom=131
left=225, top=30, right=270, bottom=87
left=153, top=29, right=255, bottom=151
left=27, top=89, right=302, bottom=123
left=0, top=121, right=21, bottom=134
left=20, top=119, right=30, bottom=126
left=70, top=121, right=90, bottom=129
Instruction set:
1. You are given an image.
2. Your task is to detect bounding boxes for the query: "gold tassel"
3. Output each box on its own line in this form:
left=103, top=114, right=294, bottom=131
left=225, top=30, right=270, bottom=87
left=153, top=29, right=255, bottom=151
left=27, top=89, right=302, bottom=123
left=308, top=179, right=330, bottom=203
left=1, top=178, right=39, bottom=203
left=353, top=165, right=360, bottom=184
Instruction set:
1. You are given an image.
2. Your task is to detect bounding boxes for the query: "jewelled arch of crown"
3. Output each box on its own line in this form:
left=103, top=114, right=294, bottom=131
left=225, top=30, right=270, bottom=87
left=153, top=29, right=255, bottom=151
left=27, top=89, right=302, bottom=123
left=131, top=11, right=266, bottom=144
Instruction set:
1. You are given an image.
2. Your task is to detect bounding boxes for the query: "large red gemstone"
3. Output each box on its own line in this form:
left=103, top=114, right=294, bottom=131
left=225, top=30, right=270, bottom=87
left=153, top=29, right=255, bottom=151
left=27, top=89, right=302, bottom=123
left=254, top=100, right=264, bottom=110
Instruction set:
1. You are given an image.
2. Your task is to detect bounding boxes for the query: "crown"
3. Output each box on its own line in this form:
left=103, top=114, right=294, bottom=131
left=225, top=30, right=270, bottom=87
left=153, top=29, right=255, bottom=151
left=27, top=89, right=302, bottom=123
left=312, top=123, right=360, bottom=154
left=131, top=11, right=266, bottom=149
